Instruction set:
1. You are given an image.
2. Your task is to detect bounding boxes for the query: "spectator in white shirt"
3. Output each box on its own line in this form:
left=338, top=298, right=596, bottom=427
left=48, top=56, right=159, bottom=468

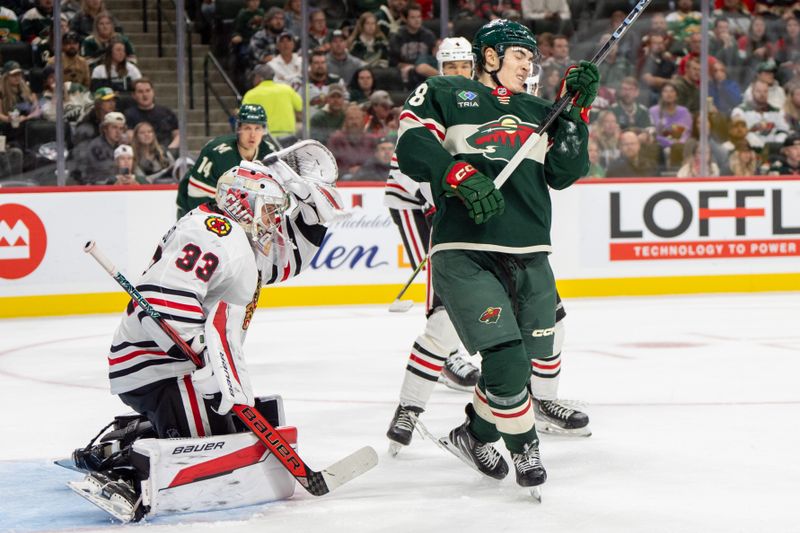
left=268, top=31, right=302, bottom=85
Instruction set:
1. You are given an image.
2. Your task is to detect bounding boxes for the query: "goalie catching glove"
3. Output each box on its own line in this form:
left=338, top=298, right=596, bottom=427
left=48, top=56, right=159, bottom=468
left=444, top=161, right=505, bottom=224
left=259, top=140, right=348, bottom=224
left=191, top=300, right=254, bottom=415
left=558, top=60, right=600, bottom=124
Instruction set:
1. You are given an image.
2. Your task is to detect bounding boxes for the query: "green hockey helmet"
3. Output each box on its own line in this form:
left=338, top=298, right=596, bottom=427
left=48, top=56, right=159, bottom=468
left=472, top=19, right=539, bottom=69
left=237, top=104, right=267, bottom=128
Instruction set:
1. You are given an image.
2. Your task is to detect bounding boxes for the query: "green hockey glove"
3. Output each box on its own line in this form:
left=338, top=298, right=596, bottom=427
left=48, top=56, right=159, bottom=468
left=564, top=60, right=599, bottom=108
left=443, top=161, right=505, bottom=224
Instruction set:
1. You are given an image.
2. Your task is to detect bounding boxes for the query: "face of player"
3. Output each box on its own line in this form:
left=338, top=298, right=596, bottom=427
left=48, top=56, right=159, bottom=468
left=238, top=123, right=265, bottom=151
left=496, top=47, right=533, bottom=94
left=442, top=60, right=472, bottom=78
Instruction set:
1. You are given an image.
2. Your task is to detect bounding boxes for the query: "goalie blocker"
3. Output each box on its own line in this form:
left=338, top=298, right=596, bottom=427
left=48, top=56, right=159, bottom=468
left=67, top=396, right=298, bottom=522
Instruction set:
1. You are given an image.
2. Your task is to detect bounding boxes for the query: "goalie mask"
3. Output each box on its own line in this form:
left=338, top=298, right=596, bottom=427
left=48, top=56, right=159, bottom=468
left=215, top=163, right=290, bottom=255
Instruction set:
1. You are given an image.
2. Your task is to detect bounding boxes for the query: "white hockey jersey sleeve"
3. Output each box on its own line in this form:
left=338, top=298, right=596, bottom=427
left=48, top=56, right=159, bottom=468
left=384, top=152, right=434, bottom=210
left=109, top=207, right=260, bottom=395
left=257, top=194, right=330, bottom=285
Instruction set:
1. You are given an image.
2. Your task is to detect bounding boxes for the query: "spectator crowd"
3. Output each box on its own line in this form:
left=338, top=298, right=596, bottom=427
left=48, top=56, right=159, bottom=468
left=0, top=0, right=179, bottom=183
left=1, top=0, right=798, bottom=184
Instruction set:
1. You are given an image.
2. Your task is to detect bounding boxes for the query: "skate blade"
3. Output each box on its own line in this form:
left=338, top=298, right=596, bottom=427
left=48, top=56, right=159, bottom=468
left=68, top=480, right=135, bottom=523
left=529, top=485, right=542, bottom=502
left=54, top=458, right=88, bottom=473
left=438, top=376, right=476, bottom=393
left=388, top=442, right=404, bottom=457
left=537, top=420, right=592, bottom=437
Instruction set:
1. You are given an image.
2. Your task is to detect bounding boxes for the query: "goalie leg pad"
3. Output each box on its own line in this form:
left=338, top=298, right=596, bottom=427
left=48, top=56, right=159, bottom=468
left=134, top=427, right=297, bottom=516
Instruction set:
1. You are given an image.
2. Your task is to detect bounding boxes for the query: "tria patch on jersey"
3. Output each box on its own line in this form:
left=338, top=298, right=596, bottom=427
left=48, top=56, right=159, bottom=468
left=457, top=90, right=479, bottom=108
left=466, top=115, right=537, bottom=162
left=204, top=215, right=232, bottom=237
left=479, top=306, right=502, bottom=325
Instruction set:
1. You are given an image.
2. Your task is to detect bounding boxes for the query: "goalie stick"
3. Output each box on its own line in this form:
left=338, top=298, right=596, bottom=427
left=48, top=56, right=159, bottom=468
left=493, top=0, right=654, bottom=189
left=84, top=241, right=378, bottom=497
left=388, top=256, right=428, bottom=313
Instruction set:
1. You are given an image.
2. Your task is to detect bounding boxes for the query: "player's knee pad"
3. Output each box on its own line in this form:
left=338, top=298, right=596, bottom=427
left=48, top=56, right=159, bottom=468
left=419, top=306, right=460, bottom=355
left=480, top=340, right=530, bottom=398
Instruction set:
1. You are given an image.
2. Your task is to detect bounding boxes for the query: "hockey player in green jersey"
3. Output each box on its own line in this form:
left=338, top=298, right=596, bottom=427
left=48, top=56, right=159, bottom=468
left=394, top=19, right=598, bottom=494
left=176, top=104, right=280, bottom=217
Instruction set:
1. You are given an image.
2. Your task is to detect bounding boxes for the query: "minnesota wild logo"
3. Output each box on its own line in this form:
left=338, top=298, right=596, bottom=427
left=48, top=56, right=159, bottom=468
left=466, top=115, right=537, bottom=162
left=479, top=306, right=502, bottom=325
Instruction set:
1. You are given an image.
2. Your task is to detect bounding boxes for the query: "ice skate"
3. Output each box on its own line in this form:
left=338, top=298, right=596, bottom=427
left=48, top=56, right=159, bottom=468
left=511, top=441, right=546, bottom=502
left=439, top=353, right=480, bottom=392
left=386, top=404, right=423, bottom=456
left=533, top=398, right=591, bottom=437
left=68, top=472, right=143, bottom=523
left=441, top=420, right=508, bottom=480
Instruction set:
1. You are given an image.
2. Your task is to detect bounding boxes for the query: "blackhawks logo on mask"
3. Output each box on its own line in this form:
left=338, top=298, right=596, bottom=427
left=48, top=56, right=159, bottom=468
left=466, top=115, right=537, bottom=162
left=479, top=306, right=502, bottom=324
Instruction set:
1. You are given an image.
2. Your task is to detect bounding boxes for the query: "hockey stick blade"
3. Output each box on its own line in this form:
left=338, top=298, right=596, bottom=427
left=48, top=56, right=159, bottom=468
left=319, top=446, right=379, bottom=493
left=388, top=298, right=414, bottom=313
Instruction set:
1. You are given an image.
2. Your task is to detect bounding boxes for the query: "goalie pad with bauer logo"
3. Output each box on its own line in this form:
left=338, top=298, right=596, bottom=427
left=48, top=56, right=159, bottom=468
left=135, top=395, right=295, bottom=517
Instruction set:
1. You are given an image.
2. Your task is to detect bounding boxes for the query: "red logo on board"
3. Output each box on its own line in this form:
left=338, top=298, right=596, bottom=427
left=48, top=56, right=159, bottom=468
left=0, top=203, right=47, bottom=279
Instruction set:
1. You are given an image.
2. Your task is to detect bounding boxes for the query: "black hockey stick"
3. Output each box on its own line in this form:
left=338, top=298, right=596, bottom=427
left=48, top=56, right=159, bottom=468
left=84, top=241, right=378, bottom=496
left=388, top=255, right=427, bottom=312
left=494, top=0, right=654, bottom=188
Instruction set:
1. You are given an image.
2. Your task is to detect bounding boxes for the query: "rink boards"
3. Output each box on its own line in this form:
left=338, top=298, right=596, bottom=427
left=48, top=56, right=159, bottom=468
left=1, top=177, right=800, bottom=318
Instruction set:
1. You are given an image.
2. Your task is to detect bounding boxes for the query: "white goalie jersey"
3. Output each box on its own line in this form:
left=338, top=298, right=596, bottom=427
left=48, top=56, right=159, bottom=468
left=109, top=197, right=329, bottom=395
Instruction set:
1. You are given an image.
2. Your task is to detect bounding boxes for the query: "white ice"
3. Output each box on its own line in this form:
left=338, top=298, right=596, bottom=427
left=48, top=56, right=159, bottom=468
left=1, top=293, right=799, bottom=533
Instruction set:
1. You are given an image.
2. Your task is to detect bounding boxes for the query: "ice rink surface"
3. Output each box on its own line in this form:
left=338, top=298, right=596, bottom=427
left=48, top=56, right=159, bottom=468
left=1, top=292, right=799, bottom=533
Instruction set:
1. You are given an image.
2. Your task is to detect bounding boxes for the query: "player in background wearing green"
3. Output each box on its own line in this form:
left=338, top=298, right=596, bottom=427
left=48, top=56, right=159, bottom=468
left=176, top=104, right=280, bottom=218
left=394, top=19, right=598, bottom=493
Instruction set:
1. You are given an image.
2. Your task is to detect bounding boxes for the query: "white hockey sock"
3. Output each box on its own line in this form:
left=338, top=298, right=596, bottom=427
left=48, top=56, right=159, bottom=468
left=398, top=308, right=460, bottom=409
left=530, top=320, right=564, bottom=401
left=398, top=338, right=451, bottom=409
